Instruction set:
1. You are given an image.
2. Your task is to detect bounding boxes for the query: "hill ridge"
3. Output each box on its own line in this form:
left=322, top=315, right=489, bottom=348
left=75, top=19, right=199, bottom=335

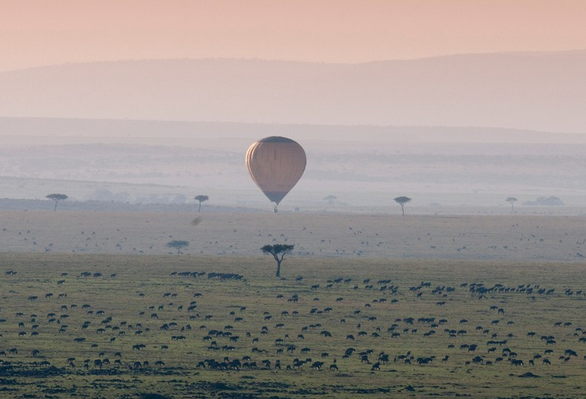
left=0, top=53, right=584, bottom=133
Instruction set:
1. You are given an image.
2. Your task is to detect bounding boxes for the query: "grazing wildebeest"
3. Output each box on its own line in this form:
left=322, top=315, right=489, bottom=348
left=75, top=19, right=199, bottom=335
left=565, top=349, right=578, bottom=357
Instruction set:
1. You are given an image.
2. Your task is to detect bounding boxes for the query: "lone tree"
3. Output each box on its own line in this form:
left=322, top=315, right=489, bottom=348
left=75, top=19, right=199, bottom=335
left=46, top=193, right=68, bottom=210
left=261, top=244, right=294, bottom=278
left=194, top=195, right=209, bottom=213
left=506, top=197, right=518, bottom=212
left=167, top=240, right=189, bottom=254
left=394, top=196, right=411, bottom=216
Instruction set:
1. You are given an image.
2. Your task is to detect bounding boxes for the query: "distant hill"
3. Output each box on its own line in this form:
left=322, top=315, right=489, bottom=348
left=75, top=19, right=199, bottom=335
left=2, top=117, right=586, bottom=147
left=0, top=51, right=585, bottom=133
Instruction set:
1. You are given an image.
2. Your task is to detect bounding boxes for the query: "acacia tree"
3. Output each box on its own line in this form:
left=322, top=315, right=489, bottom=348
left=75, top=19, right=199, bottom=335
left=46, top=193, right=68, bottom=210
left=194, top=195, right=209, bottom=213
left=506, top=197, right=518, bottom=212
left=261, top=244, right=294, bottom=278
left=394, top=196, right=411, bottom=216
left=167, top=240, right=189, bottom=254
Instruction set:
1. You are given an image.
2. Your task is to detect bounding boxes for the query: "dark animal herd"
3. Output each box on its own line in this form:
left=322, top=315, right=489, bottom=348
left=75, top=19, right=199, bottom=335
left=1, top=266, right=586, bottom=399
left=3, top=270, right=586, bottom=369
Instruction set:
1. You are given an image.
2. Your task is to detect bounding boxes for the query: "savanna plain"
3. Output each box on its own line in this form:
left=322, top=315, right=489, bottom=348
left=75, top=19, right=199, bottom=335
left=1, top=210, right=586, bottom=399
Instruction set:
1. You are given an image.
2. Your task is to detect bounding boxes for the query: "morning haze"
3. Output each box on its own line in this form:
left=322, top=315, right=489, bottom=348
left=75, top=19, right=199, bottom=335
left=1, top=53, right=585, bottom=132
left=1, top=2, right=586, bottom=398
left=2, top=116, right=586, bottom=211
left=1, top=50, right=586, bottom=209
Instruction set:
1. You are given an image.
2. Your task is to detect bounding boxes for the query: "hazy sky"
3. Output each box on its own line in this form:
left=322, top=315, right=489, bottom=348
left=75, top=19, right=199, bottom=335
left=2, top=0, right=585, bottom=72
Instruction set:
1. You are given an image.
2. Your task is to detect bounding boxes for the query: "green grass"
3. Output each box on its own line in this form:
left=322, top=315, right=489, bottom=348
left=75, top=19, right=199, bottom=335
left=1, top=252, right=585, bottom=398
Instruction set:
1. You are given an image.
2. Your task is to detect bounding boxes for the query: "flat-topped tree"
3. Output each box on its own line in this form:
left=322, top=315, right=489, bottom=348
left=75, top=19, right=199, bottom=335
left=394, top=196, right=411, bottom=216
left=194, top=195, right=209, bottom=212
left=167, top=240, right=189, bottom=254
left=506, top=197, right=518, bottom=212
left=46, top=193, right=68, bottom=210
left=261, top=244, right=294, bottom=278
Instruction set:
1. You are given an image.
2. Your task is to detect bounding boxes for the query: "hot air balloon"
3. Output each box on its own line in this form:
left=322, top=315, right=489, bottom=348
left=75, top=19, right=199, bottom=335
left=246, top=136, right=306, bottom=211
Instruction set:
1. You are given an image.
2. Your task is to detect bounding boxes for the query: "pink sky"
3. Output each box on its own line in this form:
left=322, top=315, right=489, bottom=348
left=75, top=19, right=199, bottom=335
left=1, top=0, right=585, bottom=72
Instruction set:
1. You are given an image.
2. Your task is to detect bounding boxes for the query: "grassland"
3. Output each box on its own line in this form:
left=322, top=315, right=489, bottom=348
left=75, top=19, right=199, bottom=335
left=2, top=210, right=586, bottom=262
left=0, top=211, right=585, bottom=398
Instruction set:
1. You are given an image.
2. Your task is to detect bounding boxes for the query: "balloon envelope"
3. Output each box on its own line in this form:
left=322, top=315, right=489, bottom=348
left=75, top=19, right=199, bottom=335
left=246, top=136, right=306, bottom=205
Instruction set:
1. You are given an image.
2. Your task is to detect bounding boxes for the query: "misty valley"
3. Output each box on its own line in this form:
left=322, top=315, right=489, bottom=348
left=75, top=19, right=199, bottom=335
left=3, top=6, right=586, bottom=399
left=1, top=118, right=586, bottom=399
left=2, top=119, right=586, bottom=212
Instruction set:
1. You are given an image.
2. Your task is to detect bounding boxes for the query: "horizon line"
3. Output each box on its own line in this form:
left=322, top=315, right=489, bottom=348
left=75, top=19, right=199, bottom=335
left=2, top=48, right=586, bottom=74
